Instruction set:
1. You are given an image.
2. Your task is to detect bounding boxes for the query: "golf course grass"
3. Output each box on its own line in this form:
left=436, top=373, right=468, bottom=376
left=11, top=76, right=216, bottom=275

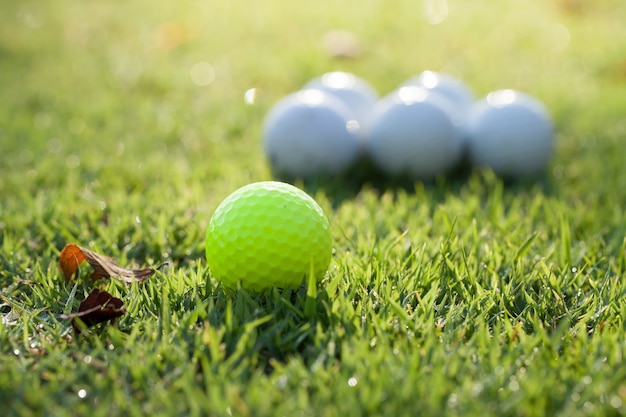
left=1, top=0, right=626, bottom=415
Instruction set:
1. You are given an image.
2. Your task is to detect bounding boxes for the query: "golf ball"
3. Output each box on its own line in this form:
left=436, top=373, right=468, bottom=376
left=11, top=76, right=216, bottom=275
left=205, top=181, right=332, bottom=291
left=304, top=71, right=378, bottom=123
left=262, top=89, right=361, bottom=179
left=465, top=89, right=554, bottom=177
left=364, top=86, right=464, bottom=180
left=402, top=70, right=475, bottom=116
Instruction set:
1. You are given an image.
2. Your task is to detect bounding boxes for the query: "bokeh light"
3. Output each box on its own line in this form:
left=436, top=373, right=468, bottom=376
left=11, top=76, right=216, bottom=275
left=298, top=89, right=326, bottom=106
left=321, top=72, right=353, bottom=89
left=424, top=0, right=449, bottom=25
left=398, top=86, right=428, bottom=104
left=190, top=62, right=215, bottom=86
left=486, top=89, right=517, bottom=107
left=244, top=88, right=259, bottom=105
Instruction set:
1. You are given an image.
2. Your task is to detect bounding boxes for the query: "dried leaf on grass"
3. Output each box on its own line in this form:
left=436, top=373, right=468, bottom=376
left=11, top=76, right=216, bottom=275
left=59, top=244, right=86, bottom=280
left=59, top=243, right=157, bottom=284
left=60, top=289, right=126, bottom=331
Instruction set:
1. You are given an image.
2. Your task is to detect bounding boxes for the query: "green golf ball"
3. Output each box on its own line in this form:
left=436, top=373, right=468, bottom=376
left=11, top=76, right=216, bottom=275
left=205, top=181, right=332, bottom=291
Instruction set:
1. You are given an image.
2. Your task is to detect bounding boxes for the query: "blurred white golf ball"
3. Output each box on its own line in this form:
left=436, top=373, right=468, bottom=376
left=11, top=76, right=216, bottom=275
left=262, top=88, right=361, bottom=178
left=365, top=86, right=464, bottom=180
left=465, top=89, right=554, bottom=177
left=402, top=70, right=475, bottom=116
left=304, top=71, right=378, bottom=124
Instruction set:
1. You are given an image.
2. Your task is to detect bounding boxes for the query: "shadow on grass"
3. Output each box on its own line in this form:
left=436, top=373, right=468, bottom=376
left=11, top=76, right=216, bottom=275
left=193, top=283, right=356, bottom=375
left=273, top=154, right=559, bottom=209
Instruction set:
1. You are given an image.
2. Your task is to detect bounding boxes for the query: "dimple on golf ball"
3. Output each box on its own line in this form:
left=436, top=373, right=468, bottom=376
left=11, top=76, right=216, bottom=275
left=465, top=89, right=554, bottom=177
left=262, top=89, right=361, bottom=179
left=205, top=181, right=332, bottom=291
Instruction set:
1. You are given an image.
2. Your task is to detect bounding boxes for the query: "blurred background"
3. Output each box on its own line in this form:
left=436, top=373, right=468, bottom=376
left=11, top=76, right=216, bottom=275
left=1, top=0, right=625, bottom=204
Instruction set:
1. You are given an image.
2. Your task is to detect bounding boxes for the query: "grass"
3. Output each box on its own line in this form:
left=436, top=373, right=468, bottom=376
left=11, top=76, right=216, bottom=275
left=2, top=0, right=626, bottom=415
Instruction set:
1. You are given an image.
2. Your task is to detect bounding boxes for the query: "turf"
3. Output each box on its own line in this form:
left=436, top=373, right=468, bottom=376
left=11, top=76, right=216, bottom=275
left=2, top=0, right=626, bottom=416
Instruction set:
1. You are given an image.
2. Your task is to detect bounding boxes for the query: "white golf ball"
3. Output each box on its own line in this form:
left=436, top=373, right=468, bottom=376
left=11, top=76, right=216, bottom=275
left=365, top=86, right=464, bottom=180
left=262, top=88, right=361, bottom=178
left=465, top=89, right=554, bottom=177
left=402, top=70, right=475, bottom=116
left=304, top=71, right=378, bottom=123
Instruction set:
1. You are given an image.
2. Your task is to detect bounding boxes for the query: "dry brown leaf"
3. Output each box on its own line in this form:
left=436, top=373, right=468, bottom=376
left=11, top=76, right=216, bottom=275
left=59, top=243, right=157, bottom=284
left=60, top=289, right=126, bottom=331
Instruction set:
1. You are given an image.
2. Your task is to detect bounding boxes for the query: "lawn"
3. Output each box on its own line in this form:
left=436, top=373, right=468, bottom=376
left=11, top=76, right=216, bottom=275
left=1, top=0, right=626, bottom=416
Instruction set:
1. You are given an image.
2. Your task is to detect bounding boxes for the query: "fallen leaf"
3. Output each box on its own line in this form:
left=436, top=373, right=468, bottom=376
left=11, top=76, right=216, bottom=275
left=59, top=243, right=157, bottom=284
left=59, top=244, right=86, bottom=281
left=60, top=289, right=126, bottom=331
